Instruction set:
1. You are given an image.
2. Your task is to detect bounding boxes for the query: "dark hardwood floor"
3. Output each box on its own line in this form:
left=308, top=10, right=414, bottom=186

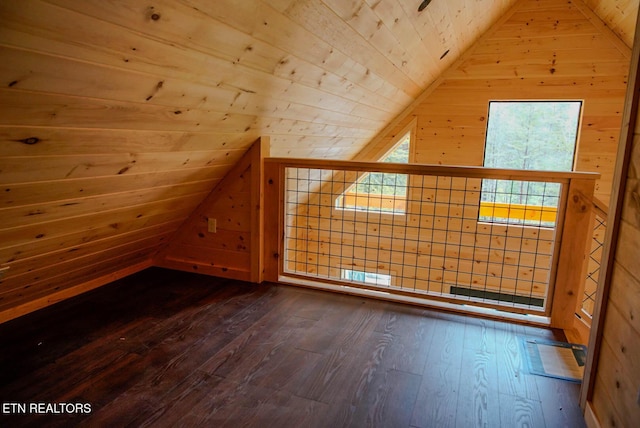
left=0, top=268, right=585, bottom=427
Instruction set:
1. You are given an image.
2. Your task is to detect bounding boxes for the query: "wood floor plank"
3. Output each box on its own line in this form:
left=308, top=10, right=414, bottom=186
left=0, top=267, right=587, bottom=427
left=294, top=295, right=381, bottom=354
left=349, top=368, right=422, bottom=428
left=498, top=393, right=546, bottom=428
left=132, top=372, right=228, bottom=427
left=293, top=300, right=387, bottom=403
left=411, top=372, right=460, bottom=428
left=411, top=316, right=466, bottom=428
left=318, top=328, right=395, bottom=422
left=252, top=346, right=326, bottom=395
left=219, top=381, right=331, bottom=428
left=213, top=315, right=316, bottom=383
left=495, top=322, right=541, bottom=401
left=536, top=375, right=586, bottom=428
left=78, top=388, right=158, bottom=427
left=377, top=306, right=437, bottom=375
left=196, top=290, right=305, bottom=378
left=454, top=319, right=501, bottom=428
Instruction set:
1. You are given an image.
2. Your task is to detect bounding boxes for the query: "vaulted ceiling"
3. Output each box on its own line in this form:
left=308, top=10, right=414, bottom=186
left=1, top=0, right=637, bottom=159
left=0, top=0, right=637, bottom=320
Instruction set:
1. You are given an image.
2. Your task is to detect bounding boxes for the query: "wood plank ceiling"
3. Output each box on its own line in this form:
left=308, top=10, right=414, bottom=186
left=0, top=0, right=637, bottom=319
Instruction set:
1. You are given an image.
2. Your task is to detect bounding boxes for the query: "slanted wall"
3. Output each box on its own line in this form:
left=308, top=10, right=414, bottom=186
left=156, top=138, right=268, bottom=282
left=586, top=4, right=640, bottom=424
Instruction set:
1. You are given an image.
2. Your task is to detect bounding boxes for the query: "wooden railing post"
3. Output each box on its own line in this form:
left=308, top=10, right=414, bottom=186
left=263, top=160, right=282, bottom=282
left=576, top=207, right=597, bottom=314
left=250, top=136, right=270, bottom=283
left=551, top=178, right=597, bottom=329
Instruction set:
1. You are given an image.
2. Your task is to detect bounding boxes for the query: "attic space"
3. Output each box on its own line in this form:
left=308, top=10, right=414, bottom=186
left=1, top=0, right=639, bottom=426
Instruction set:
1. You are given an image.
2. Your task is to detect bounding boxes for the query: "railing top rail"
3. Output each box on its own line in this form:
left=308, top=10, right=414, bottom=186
left=591, top=196, right=609, bottom=220
left=266, top=157, right=601, bottom=183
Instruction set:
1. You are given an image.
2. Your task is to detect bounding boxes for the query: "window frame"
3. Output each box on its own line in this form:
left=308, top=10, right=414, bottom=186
left=335, top=118, right=417, bottom=216
left=479, top=100, right=583, bottom=226
left=341, top=268, right=393, bottom=286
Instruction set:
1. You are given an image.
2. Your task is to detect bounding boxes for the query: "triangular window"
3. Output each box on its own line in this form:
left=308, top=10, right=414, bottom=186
left=336, top=131, right=411, bottom=214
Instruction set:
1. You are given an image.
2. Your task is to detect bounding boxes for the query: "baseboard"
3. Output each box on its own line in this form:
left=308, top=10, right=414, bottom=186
left=0, top=259, right=153, bottom=324
left=156, top=258, right=252, bottom=282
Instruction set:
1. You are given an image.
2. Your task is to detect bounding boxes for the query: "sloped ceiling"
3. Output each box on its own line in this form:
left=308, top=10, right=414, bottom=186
left=0, top=0, right=637, bottom=318
left=0, top=0, right=528, bottom=158
left=585, top=0, right=638, bottom=46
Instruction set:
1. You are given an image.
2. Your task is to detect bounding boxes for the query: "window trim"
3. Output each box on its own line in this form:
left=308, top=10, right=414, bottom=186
left=479, top=100, right=582, bottom=226
left=341, top=268, right=393, bottom=286
left=335, top=118, right=417, bottom=216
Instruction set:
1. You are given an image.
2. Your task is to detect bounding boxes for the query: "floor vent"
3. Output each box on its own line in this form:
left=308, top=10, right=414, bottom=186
left=449, top=286, right=544, bottom=307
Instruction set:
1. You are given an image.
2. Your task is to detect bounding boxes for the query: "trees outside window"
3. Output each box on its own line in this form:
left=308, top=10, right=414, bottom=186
left=336, top=131, right=411, bottom=214
left=480, top=101, right=581, bottom=225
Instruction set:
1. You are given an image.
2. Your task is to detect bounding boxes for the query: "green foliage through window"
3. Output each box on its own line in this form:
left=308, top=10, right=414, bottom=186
left=354, top=136, right=409, bottom=196
left=337, top=131, right=411, bottom=213
left=481, top=101, right=581, bottom=225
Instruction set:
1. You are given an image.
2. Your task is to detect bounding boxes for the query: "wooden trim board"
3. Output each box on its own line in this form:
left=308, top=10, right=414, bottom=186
left=0, top=259, right=153, bottom=324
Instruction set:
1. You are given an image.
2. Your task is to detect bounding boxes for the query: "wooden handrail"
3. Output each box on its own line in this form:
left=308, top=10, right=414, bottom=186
left=591, top=196, right=609, bottom=220
left=265, top=157, right=601, bottom=182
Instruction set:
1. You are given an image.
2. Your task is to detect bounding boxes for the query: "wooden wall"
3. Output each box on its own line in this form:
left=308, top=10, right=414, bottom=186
left=302, top=0, right=632, bottom=260
left=286, top=184, right=558, bottom=301
left=284, top=0, right=628, bottom=322
left=588, top=12, right=640, bottom=424
left=361, top=0, right=632, bottom=206
left=0, top=0, right=523, bottom=322
left=584, top=0, right=639, bottom=47
left=0, top=0, right=636, bottom=323
left=156, top=138, right=268, bottom=282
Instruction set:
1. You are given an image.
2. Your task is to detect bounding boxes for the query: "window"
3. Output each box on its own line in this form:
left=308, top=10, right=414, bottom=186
left=480, top=101, right=581, bottom=226
left=336, top=130, right=411, bottom=214
left=341, top=269, right=392, bottom=286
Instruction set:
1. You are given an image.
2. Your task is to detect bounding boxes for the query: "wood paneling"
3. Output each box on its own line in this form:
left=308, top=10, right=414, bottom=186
left=360, top=0, right=633, bottom=206
left=156, top=138, right=268, bottom=281
left=590, top=231, right=640, bottom=426
left=585, top=0, right=639, bottom=48
left=0, top=0, right=636, bottom=321
left=587, top=3, right=640, bottom=424
left=278, top=0, right=621, bottom=322
left=0, top=0, right=524, bottom=320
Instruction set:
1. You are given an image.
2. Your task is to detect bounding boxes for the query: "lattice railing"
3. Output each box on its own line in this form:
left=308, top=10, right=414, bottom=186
left=264, top=158, right=599, bottom=327
left=579, top=198, right=608, bottom=324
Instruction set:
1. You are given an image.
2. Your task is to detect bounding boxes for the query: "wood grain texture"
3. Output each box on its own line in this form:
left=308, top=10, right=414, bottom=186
left=360, top=0, right=632, bottom=206
left=587, top=5, right=640, bottom=422
left=0, top=268, right=586, bottom=427
left=0, top=0, right=636, bottom=346
left=156, top=138, right=268, bottom=282
left=273, top=155, right=596, bottom=317
left=551, top=179, right=598, bottom=328
left=583, top=0, right=639, bottom=48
